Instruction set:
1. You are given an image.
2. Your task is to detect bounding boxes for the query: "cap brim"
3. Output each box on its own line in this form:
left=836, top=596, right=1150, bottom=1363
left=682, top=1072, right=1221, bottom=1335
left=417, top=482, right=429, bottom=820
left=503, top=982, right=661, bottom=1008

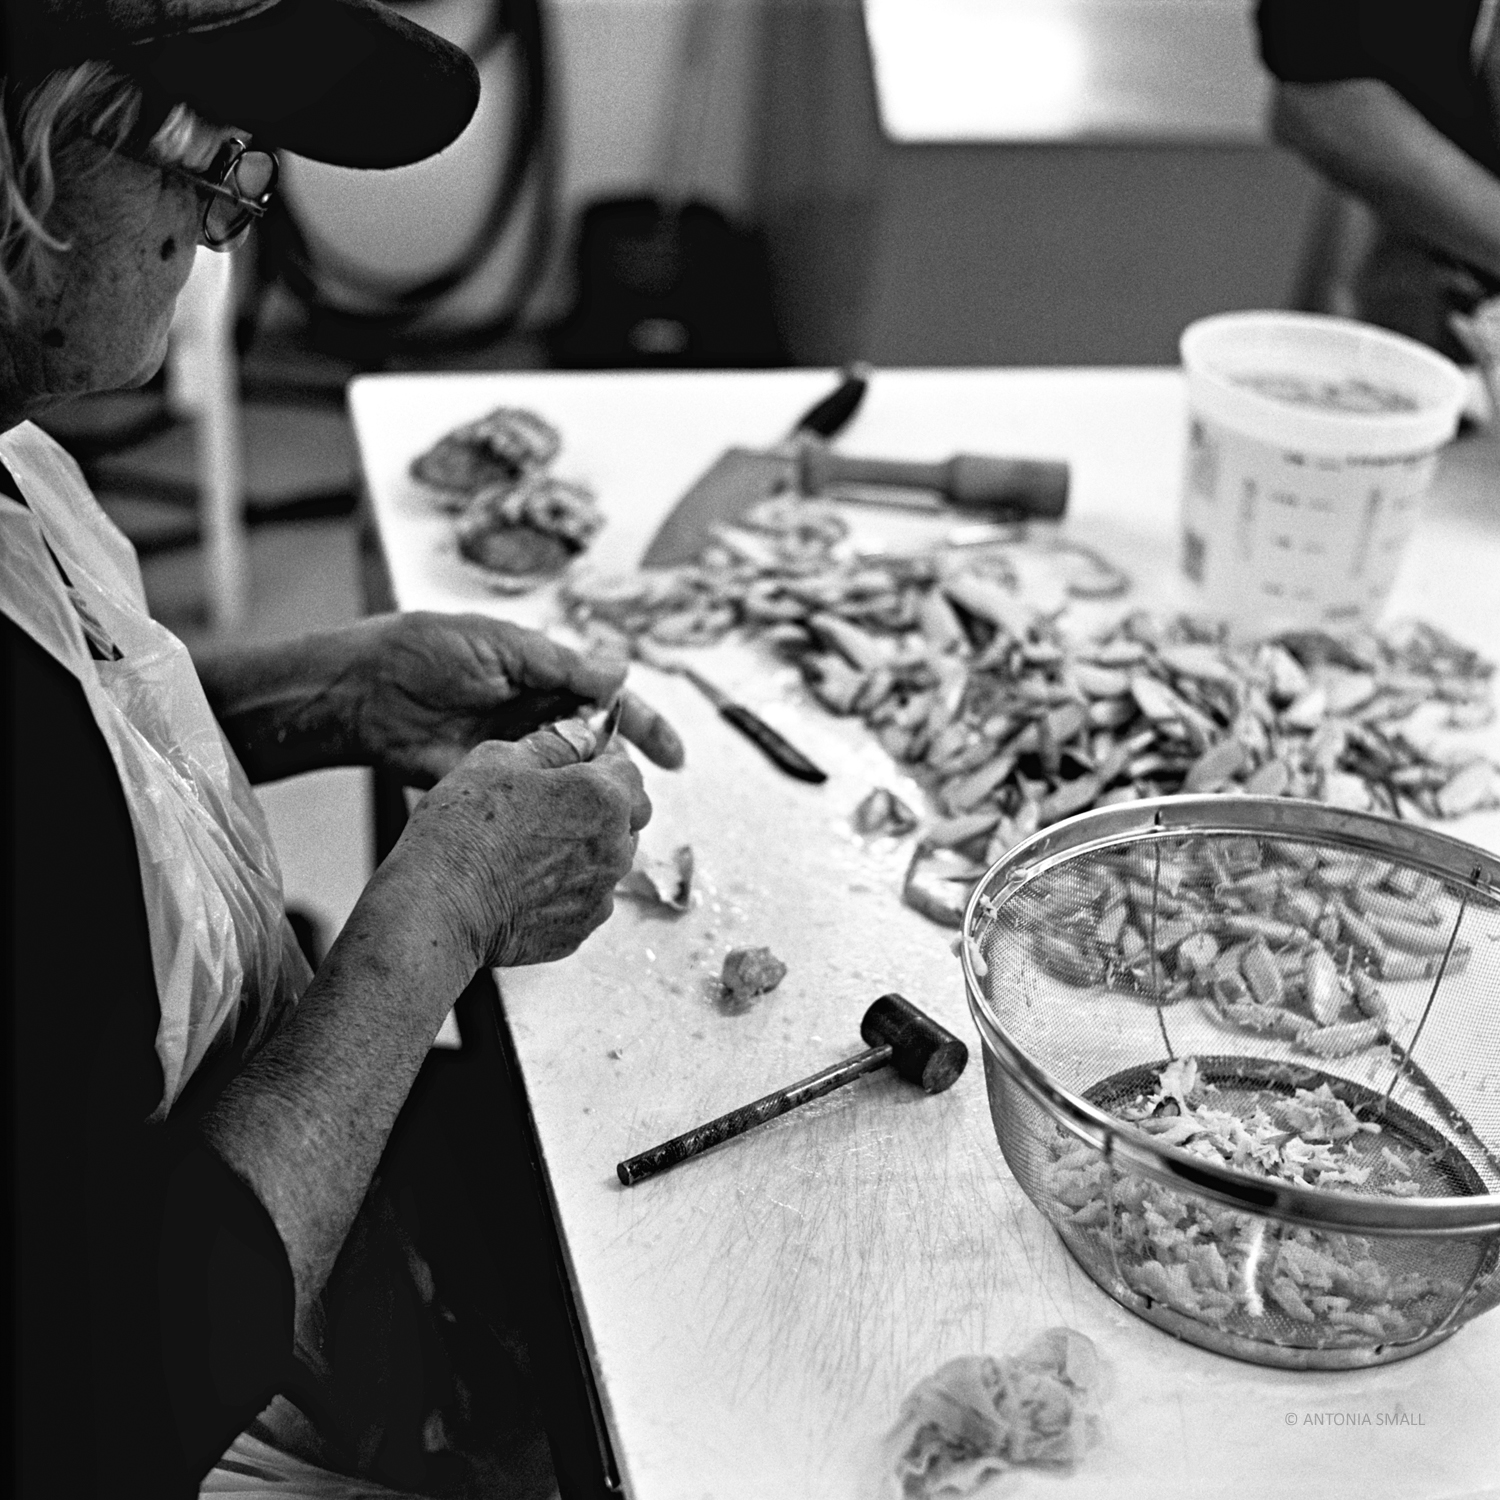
left=129, top=0, right=480, bottom=169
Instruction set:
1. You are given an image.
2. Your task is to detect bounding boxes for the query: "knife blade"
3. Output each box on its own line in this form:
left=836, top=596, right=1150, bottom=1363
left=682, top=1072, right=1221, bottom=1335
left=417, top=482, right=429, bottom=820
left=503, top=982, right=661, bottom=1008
left=686, top=675, right=827, bottom=784
left=639, top=371, right=1070, bottom=569
left=584, top=696, right=624, bottom=760
left=640, top=367, right=871, bottom=570
left=635, top=639, right=827, bottom=783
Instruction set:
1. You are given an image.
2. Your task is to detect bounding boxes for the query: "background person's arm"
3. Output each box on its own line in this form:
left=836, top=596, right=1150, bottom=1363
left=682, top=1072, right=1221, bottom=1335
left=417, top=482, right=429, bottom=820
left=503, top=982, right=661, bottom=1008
left=1272, top=77, right=1500, bottom=283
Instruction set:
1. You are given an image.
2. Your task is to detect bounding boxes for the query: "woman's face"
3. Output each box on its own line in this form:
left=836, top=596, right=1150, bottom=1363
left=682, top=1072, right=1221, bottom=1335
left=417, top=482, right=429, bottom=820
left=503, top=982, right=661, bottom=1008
left=25, top=134, right=206, bottom=402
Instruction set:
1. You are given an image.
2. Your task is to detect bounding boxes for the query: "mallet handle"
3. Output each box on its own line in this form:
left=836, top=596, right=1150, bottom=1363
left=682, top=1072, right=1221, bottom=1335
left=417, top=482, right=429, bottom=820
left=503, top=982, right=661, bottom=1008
left=616, top=1044, right=894, bottom=1186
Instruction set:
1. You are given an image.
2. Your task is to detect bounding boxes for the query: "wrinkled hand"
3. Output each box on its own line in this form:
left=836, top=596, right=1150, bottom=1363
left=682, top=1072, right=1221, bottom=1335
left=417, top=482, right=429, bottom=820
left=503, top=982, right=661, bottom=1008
left=350, top=612, right=683, bottom=786
left=388, top=731, right=650, bottom=970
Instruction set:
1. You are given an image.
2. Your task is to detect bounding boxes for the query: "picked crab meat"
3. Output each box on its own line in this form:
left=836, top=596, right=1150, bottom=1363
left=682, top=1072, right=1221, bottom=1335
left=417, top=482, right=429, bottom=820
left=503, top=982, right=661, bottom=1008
left=1042, top=1062, right=1462, bottom=1354
left=618, top=845, right=694, bottom=912
left=720, top=946, right=788, bottom=1004
left=886, top=1329, right=1102, bottom=1498
left=852, top=787, right=919, bottom=837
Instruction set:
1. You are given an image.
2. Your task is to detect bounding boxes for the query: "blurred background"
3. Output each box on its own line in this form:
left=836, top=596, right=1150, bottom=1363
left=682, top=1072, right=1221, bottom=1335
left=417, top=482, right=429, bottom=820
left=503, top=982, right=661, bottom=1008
left=35, top=0, right=1338, bottom=949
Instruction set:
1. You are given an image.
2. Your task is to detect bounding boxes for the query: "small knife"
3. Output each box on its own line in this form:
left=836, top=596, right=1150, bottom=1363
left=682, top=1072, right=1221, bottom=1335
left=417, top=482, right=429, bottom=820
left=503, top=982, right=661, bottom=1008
left=636, top=641, right=827, bottom=784
left=584, top=696, right=624, bottom=760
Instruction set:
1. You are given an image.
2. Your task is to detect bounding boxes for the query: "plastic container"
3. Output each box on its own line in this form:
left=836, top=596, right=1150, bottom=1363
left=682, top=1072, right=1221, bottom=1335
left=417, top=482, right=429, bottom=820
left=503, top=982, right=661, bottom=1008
left=1178, top=312, right=1467, bottom=636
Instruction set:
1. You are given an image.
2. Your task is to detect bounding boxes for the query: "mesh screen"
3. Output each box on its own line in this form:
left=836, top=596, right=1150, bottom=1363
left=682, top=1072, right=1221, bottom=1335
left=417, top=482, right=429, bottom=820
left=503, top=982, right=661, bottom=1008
left=971, top=829, right=1500, bottom=1363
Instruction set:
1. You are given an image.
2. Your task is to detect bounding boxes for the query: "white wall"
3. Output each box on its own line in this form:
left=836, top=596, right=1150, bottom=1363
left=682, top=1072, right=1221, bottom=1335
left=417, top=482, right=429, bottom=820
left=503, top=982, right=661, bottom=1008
left=864, top=0, right=1271, bottom=144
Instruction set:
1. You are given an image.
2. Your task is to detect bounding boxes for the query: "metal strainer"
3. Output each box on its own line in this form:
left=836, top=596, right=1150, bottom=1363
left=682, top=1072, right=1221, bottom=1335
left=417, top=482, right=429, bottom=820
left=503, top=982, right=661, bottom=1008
left=962, top=796, right=1500, bottom=1369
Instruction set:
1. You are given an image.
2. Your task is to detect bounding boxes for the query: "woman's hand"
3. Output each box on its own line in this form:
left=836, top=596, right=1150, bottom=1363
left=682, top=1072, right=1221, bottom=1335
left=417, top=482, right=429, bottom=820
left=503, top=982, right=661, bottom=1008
left=345, top=611, right=681, bottom=785
left=194, top=612, right=683, bottom=786
left=382, top=729, right=651, bottom=970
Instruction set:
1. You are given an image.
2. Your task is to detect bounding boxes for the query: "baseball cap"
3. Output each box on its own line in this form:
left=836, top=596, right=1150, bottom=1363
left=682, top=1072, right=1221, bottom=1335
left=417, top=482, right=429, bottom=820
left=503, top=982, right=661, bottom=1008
left=1, top=0, right=481, bottom=169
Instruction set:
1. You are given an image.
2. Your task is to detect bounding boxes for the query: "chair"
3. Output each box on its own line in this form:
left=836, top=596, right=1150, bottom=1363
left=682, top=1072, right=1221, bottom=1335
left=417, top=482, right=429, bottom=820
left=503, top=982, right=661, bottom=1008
left=166, top=247, right=249, bottom=631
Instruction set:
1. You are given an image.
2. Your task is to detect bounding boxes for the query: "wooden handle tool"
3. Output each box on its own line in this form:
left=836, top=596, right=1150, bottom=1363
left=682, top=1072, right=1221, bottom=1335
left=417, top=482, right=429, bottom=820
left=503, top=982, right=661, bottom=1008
left=799, top=446, right=1069, bottom=518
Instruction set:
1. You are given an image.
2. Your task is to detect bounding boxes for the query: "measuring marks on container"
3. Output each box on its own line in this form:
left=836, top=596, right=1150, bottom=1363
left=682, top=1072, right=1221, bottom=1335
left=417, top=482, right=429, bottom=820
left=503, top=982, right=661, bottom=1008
left=1194, top=434, right=1435, bottom=619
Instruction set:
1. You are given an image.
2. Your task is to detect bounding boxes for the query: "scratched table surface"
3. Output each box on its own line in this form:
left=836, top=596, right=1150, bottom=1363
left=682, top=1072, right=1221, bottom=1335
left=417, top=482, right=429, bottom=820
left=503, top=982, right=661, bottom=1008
left=348, top=369, right=1500, bottom=1500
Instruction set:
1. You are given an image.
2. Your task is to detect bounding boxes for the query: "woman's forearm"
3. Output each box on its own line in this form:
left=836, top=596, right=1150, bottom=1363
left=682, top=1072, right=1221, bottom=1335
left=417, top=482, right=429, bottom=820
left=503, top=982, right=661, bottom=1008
left=192, top=624, right=380, bottom=782
left=199, top=716, right=649, bottom=1330
left=199, top=858, right=475, bottom=1324
left=1272, top=78, right=1500, bottom=282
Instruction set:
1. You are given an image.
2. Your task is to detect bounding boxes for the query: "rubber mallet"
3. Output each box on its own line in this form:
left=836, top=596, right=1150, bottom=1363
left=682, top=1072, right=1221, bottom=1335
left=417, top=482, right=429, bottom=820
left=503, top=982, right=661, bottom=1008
left=616, top=992, right=968, bottom=1186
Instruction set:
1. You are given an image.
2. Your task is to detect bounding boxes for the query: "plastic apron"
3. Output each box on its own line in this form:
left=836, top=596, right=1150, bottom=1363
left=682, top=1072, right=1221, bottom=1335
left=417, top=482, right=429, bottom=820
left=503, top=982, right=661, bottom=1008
left=0, top=422, right=310, bottom=1118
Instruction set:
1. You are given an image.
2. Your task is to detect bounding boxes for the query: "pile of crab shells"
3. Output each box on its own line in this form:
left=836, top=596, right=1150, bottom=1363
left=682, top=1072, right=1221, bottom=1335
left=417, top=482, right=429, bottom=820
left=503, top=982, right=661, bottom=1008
left=562, top=498, right=1498, bottom=928
left=410, top=407, right=603, bottom=590
left=1014, top=835, right=1466, bottom=1062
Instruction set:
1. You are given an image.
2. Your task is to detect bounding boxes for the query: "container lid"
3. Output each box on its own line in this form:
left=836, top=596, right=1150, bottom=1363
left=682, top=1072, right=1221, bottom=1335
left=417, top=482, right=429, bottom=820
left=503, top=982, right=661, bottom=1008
left=1180, top=311, right=1467, bottom=456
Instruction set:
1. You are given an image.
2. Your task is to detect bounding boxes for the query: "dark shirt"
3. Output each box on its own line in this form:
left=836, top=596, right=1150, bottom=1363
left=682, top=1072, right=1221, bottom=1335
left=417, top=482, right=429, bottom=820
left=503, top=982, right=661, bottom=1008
left=3, top=567, right=296, bottom=1496
left=1256, top=1, right=1500, bottom=174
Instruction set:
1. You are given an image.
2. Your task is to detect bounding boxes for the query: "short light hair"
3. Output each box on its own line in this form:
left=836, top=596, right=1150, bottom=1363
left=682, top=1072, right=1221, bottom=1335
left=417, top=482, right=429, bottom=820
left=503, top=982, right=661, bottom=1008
left=0, top=60, right=145, bottom=324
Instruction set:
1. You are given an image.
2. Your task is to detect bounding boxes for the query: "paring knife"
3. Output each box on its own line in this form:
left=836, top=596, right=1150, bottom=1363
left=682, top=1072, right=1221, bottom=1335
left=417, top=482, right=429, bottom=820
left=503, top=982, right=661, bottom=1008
left=639, top=367, right=1070, bottom=569
left=635, top=640, right=827, bottom=784
left=584, top=696, right=624, bottom=760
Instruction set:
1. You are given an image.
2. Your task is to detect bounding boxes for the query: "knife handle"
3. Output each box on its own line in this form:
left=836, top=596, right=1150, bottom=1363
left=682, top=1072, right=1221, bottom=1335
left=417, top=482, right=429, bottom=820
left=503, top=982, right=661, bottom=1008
left=719, top=704, right=828, bottom=783
left=801, top=449, right=1070, bottom=519
left=790, top=364, right=871, bottom=441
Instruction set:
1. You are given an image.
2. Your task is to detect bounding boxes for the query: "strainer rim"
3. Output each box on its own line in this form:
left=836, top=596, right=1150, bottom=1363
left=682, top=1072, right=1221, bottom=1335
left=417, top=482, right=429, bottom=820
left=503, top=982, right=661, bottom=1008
left=962, top=795, right=1500, bottom=1237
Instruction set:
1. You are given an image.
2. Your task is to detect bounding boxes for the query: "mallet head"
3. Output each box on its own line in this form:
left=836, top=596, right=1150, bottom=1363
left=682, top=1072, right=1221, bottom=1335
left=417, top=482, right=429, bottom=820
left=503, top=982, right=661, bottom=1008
left=860, top=992, right=968, bottom=1093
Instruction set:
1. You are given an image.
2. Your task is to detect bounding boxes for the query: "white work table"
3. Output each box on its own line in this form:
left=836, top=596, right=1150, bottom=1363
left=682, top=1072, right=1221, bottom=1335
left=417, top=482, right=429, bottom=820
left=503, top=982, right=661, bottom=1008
left=349, top=369, right=1500, bottom=1500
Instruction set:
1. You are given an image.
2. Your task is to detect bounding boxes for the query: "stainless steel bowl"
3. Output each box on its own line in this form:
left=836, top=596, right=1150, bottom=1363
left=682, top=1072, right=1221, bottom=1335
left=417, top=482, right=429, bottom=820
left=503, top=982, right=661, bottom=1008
left=962, top=795, right=1500, bottom=1369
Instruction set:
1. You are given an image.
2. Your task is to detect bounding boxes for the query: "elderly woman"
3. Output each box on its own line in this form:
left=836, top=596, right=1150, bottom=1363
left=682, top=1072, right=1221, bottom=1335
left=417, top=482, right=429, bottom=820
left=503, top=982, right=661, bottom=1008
left=1, top=4, right=682, bottom=1496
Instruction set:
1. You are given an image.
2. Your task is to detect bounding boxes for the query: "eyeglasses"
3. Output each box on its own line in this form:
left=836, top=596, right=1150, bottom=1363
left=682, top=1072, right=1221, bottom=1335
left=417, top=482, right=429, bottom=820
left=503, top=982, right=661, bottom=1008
left=160, top=138, right=279, bottom=252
